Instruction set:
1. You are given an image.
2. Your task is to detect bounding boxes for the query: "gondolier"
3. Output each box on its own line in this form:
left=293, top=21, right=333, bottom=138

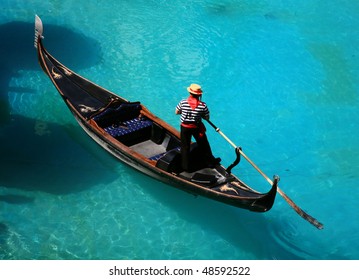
left=175, top=84, right=219, bottom=171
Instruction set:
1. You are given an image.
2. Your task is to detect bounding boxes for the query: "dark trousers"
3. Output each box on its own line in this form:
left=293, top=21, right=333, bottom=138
left=180, top=124, right=214, bottom=171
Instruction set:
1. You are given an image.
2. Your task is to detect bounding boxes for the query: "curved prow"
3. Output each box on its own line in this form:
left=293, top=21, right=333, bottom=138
left=265, top=175, right=279, bottom=211
left=34, top=15, right=44, bottom=49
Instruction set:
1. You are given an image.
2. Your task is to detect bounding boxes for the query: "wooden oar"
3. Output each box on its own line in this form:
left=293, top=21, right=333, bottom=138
left=206, top=119, right=324, bottom=230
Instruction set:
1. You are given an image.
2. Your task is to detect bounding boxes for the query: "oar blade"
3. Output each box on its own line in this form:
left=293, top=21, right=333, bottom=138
left=278, top=188, right=324, bottom=230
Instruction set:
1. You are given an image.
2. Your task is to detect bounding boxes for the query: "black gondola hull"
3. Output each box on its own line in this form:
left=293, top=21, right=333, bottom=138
left=75, top=112, right=276, bottom=212
left=34, top=15, right=277, bottom=213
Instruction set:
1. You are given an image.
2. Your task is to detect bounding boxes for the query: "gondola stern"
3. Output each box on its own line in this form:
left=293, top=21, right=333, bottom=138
left=249, top=175, right=279, bottom=212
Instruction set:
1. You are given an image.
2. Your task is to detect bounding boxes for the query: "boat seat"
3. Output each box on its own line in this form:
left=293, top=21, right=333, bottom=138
left=155, top=148, right=181, bottom=173
left=104, top=117, right=153, bottom=145
left=92, top=102, right=141, bottom=128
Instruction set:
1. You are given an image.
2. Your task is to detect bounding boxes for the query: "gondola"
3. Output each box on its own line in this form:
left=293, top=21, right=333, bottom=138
left=34, top=15, right=277, bottom=212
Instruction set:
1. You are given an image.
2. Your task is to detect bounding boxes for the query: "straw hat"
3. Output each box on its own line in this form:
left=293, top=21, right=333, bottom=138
left=187, top=84, right=203, bottom=95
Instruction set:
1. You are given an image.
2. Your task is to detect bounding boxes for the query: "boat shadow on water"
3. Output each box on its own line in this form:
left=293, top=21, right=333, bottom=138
left=0, top=115, right=119, bottom=195
left=0, top=20, right=101, bottom=125
left=0, top=194, right=34, bottom=205
left=0, top=21, right=111, bottom=194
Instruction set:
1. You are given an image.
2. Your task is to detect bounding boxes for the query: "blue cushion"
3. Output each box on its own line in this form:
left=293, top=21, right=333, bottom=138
left=104, top=118, right=152, bottom=137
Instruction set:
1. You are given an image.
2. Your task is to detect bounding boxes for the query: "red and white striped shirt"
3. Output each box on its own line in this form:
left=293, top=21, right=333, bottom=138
left=176, top=96, right=209, bottom=128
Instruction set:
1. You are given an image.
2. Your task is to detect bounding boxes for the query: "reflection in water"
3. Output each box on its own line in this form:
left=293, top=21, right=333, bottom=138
left=0, top=115, right=118, bottom=194
left=0, top=194, right=34, bottom=204
left=0, top=21, right=101, bottom=124
left=0, top=21, right=110, bottom=194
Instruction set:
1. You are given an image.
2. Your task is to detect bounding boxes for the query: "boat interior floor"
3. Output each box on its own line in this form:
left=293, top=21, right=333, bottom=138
left=130, top=139, right=231, bottom=187
left=130, top=139, right=167, bottom=158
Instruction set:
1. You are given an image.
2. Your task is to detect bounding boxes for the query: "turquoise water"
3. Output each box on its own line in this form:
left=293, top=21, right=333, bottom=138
left=0, top=0, right=358, bottom=260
